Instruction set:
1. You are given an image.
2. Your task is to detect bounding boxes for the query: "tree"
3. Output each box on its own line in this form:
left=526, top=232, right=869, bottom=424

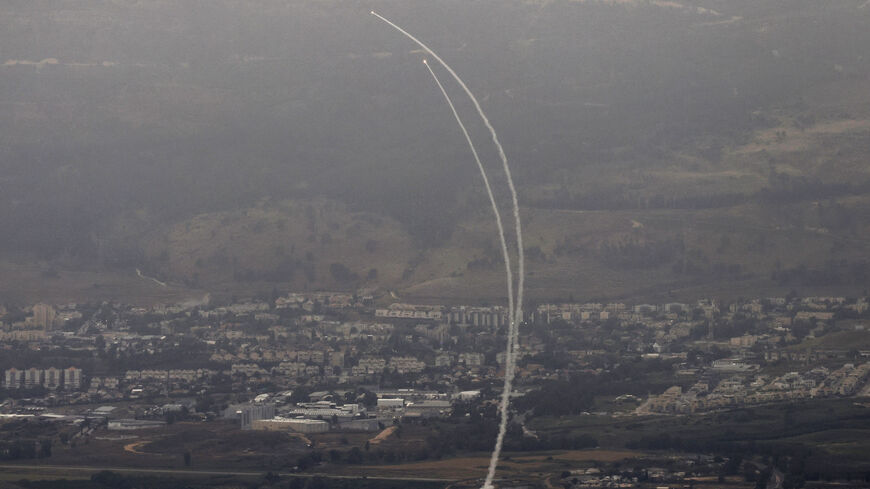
left=329, top=263, right=357, bottom=282
left=723, top=454, right=743, bottom=475
left=91, top=470, right=126, bottom=488
left=756, top=468, right=773, bottom=489
left=290, top=387, right=311, bottom=404
left=783, top=474, right=805, bottom=489
left=305, top=477, right=327, bottom=489
left=263, top=471, right=280, bottom=485
left=346, top=447, right=363, bottom=464
left=195, top=395, right=212, bottom=413
left=38, top=439, right=52, bottom=458
left=360, top=389, right=378, bottom=408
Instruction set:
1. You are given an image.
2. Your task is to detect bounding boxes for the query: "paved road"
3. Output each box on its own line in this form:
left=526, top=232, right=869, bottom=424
left=0, top=463, right=453, bottom=483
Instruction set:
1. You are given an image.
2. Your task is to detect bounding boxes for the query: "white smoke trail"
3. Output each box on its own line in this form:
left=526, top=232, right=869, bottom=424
left=371, top=12, right=525, bottom=488
left=422, top=58, right=515, bottom=389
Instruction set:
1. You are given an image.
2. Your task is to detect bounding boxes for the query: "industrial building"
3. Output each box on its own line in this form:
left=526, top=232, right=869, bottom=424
left=252, top=417, right=329, bottom=434
left=222, top=403, right=276, bottom=430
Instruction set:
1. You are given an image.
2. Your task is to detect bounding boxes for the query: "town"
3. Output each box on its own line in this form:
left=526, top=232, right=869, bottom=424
left=1, top=292, right=869, bottom=487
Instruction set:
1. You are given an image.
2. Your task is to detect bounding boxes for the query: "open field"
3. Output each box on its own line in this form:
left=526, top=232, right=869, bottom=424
left=330, top=449, right=642, bottom=480
left=3, top=399, right=869, bottom=485
left=41, top=421, right=310, bottom=472
left=529, top=397, right=870, bottom=470
left=777, top=428, right=870, bottom=458
left=0, top=464, right=448, bottom=489
left=785, top=330, right=870, bottom=352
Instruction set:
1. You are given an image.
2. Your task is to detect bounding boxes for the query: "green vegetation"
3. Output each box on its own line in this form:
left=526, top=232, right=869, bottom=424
left=0, top=470, right=445, bottom=489
left=529, top=398, right=870, bottom=480
left=785, top=330, right=870, bottom=352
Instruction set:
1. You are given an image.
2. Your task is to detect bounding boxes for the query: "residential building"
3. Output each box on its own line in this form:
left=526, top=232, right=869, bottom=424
left=64, top=367, right=83, bottom=390
left=3, top=368, right=23, bottom=389
left=44, top=367, right=62, bottom=390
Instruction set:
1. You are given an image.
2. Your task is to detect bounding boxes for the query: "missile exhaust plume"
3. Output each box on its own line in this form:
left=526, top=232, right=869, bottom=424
left=372, top=12, right=525, bottom=488
left=422, top=59, right=516, bottom=400
left=369, top=10, right=525, bottom=333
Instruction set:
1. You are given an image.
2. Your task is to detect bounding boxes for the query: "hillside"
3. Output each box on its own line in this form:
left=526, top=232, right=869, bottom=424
left=1, top=0, right=869, bottom=304
left=143, top=200, right=417, bottom=291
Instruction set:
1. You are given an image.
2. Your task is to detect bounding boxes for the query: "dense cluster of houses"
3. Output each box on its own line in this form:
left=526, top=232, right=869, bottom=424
left=642, top=361, right=870, bottom=414
left=2, top=292, right=868, bottom=434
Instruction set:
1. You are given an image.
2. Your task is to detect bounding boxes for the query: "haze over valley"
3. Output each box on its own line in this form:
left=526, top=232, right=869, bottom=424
left=2, top=0, right=869, bottom=304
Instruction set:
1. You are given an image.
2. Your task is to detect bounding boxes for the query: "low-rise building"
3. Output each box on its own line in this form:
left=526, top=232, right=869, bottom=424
left=223, top=403, right=276, bottom=430
left=253, top=418, right=329, bottom=433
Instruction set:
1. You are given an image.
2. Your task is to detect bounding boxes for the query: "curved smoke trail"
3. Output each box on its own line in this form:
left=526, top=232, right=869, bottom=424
left=422, top=58, right=515, bottom=396
left=371, top=12, right=525, bottom=488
